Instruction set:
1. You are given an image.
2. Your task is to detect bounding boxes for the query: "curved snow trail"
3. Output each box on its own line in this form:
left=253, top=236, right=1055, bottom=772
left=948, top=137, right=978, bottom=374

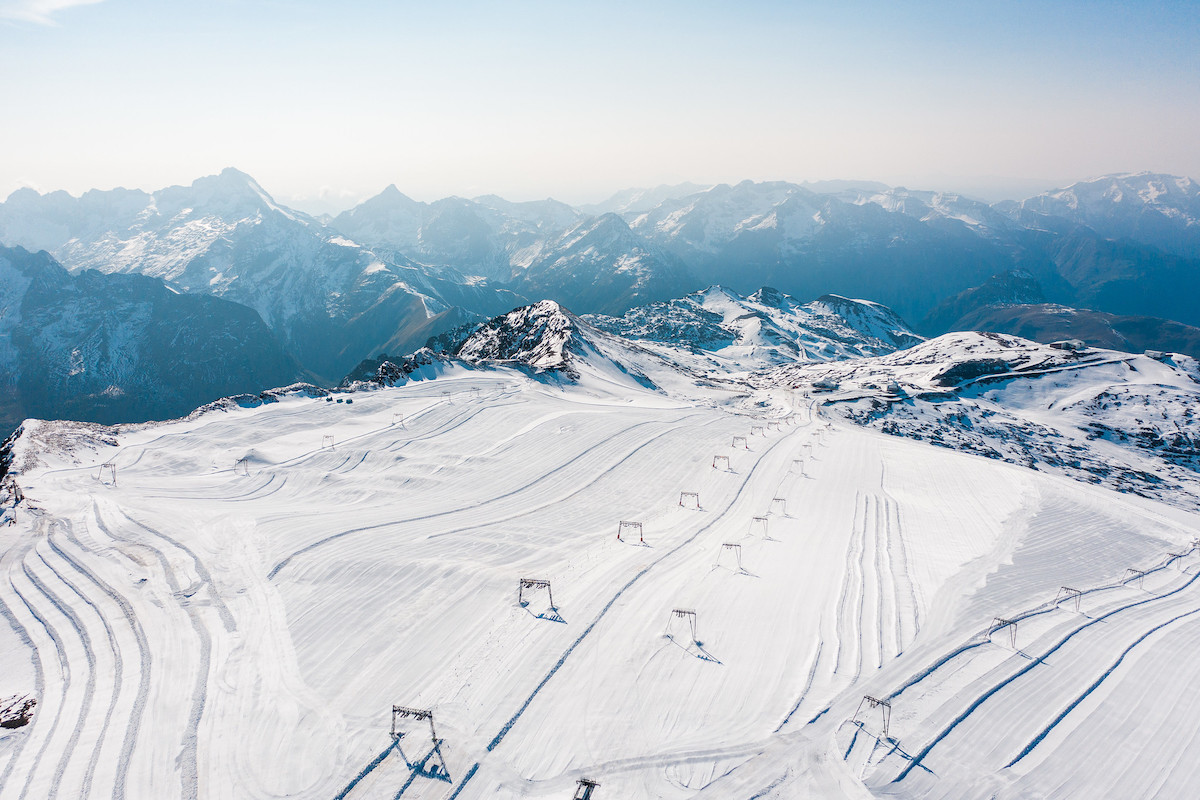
left=268, top=412, right=707, bottom=579
left=443, top=420, right=806, bottom=798
left=1004, top=605, right=1200, bottom=768
left=29, top=540, right=120, bottom=799
left=114, top=510, right=236, bottom=634
left=90, top=502, right=214, bottom=800
left=774, top=642, right=824, bottom=732
left=422, top=422, right=704, bottom=544
left=3, top=554, right=79, bottom=800
left=893, top=568, right=1200, bottom=782
left=0, top=575, right=44, bottom=794
left=48, top=523, right=153, bottom=800
left=264, top=393, right=521, bottom=475
left=882, top=493, right=920, bottom=647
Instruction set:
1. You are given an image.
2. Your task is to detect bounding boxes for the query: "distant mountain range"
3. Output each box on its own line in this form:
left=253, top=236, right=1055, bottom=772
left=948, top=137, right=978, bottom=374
left=2, top=169, right=1198, bottom=429
left=0, top=245, right=305, bottom=433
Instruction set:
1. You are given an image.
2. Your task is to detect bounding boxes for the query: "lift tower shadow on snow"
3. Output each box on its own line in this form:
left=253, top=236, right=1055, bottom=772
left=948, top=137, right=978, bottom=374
left=332, top=706, right=451, bottom=800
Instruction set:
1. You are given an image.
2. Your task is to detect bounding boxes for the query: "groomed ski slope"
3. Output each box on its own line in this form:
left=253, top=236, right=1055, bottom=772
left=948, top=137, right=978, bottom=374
left=1, top=366, right=1198, bottom=799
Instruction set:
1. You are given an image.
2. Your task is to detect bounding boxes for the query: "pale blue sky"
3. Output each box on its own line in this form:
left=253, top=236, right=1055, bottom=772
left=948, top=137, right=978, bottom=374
left=2, top=0, right=1198, bottom=212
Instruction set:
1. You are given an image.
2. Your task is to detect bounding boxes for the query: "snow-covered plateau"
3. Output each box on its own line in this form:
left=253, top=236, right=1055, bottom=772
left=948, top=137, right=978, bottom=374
left=1, top=305, right=1199, bottom=800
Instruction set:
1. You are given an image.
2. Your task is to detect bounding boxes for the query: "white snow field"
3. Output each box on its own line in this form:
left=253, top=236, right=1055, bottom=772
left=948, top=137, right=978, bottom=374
left=1, top=357, right=1199, bottom=799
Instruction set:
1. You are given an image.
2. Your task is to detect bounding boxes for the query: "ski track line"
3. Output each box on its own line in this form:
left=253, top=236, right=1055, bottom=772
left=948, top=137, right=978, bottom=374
left=884, top=542, right=1200, bottom=705
left=883, top=494, right=920, bottom=646
left=1005, top=605, right=1200, bottom=768
left=32, top=538, right=122, bottom=799
left=443, top=421, right=807, bottom=799
left=877, top=496, right=901, bottom=662
left=331, top=740, right=400, bottom=800
left=18, top=556, right=97, bottom=800
left=49, top=521, right=153, bottom=800
left=271, top=412, right=707, bottom=579
left=831, top=491, right=862, bottom=676
left=531, top=735, right=782, bottom=782
left=266, top=393, right=520, bottom=475
left=144, top=470, right=284, bottom=504
left=116, top=510, right=236, bottom=634
left=214, top=474, right=289, bottom=504
left=852, top=492, right=871, bottom=682
left=0, top=563, right=45, bottom=796
left=870, top=494, right=887, bottom=670
left=92, top=503, right=210, bottom=800
left=335, top=451, right=371, bottom=475
left=774, top=640, right=824, bottom=733
left=5, top=557, right=73, bottom=800
left=893, top=568, right=1200, bottom=782
left=858, top=493, right=877, bottom=678
left=838, top=491, right=868, bottom=681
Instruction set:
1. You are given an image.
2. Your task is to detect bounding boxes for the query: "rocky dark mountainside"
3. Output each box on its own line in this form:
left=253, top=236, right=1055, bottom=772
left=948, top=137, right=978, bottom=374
left=0, top=245, right=304, bottom=433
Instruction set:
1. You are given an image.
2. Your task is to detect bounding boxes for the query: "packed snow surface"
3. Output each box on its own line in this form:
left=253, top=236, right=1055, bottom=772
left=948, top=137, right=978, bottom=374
left=1, top=352, right=1199, bottom=799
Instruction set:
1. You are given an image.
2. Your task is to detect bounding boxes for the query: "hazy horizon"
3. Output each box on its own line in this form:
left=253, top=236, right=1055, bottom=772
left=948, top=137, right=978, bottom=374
left=3, top=0, right=1197, bottom=215
left=3, top=165, right=1089, bottom=217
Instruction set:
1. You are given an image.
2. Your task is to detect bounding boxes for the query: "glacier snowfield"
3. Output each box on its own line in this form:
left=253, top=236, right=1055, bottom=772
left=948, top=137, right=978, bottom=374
left=1, top=368, right=1198, bottom=799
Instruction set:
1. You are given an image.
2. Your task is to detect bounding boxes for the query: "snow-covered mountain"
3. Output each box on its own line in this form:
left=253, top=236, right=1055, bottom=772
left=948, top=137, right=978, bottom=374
left=761, top=331, right=1200, bottom=508
left=839, top=185, right=1022, bottom=237
left=587, top=285, right=922, bottom=369
left=0, top=170, right=522, bottom=380
left=331, top=187, right=582, bottom=282
left=0, top=244, right=304, bottom=432
left=344, top=286, right=924, bottom=400
left=5, top=168, right=1200, bottom=390
left=623, top=181, right=1024, bottom=323
left=579, top=182, right=713, bottom=216
left=345, top=299, right=736, bottom=398
left=1013, top=171, right=1200, bottom=259
left=3, top=317, right=1200, bottom=799
left=510, top=214, right=694, bottom=315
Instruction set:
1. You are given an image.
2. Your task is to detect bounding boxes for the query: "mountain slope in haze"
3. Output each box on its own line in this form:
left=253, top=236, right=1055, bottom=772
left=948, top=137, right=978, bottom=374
left=948, top=303, right=1200, bottom=360
left=626, top=180, right=1025, bottom=324
left=1023, top=215, right=1200, bottom=328
left=921, top=269, right=1049, bottom=333
left=0, top=244, right=305, bottom=433
left=0, top=170, right=522, bottom=380
left=510, top=214, right=695, bottom=315
left=579, top=182, right=713, bottom=216
left=331, top=186, right=583, bottom=282
left=1014, top=171, right=1200, bottom=259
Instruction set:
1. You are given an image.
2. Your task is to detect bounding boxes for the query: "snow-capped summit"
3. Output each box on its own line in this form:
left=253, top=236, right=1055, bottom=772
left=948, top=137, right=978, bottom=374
left=628, top=180, right=821, bottom=255
left=155, top=167, right=297, bottom=222
left=454, top=300, right=581, bottom=372
left=587, top=285, right=923, bottom=369
left=842, top=186, right=1020, bottom=236
left=1015, top=171, right=1200, bottom=258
